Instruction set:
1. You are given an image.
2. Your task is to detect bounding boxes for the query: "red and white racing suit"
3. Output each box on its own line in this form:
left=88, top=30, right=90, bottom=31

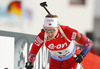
left=28, top=25, right=93, bottom=69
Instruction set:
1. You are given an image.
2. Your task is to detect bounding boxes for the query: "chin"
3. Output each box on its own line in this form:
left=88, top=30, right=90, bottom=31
left=49, top=37, right=55, bottom=40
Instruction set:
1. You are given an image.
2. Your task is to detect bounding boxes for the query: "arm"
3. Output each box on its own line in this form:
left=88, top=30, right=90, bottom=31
left=28, top=36, right=44, bottom=63
left=62, top=25, right=93, bottom=63
left=74, top=33, right=93, bottom=63
left=25, top=31, right=44, bottom=69
left=75, top=33, right=93, bottom=55
left=28, top=31, right=44, bottom=63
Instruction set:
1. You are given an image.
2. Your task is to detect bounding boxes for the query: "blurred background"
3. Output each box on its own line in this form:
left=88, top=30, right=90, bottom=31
left=0, top=0, right=100, bottom=69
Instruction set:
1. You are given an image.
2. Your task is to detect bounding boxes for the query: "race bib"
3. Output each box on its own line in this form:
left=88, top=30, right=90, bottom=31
left=50, top=40, right=75, bottom=58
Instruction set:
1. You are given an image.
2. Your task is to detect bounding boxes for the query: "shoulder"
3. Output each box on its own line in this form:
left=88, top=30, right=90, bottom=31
left=37, top=29, right=45, bottom=38
left=41, top=29, right=45, bottom=35
left=60, top=25, right=72, bottom=31
left=60, top=25, right=78, bottom=40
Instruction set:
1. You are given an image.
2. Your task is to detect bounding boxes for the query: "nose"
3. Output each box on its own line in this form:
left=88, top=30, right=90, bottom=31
left=47, top=32, right=52, bottom=35
left=47, top=32, right=51, bottom=34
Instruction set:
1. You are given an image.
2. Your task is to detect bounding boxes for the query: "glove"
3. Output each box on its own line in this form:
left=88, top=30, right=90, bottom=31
left=74, top=52, right=85, bottom=63
left=25, top=62, right=33, bottom=69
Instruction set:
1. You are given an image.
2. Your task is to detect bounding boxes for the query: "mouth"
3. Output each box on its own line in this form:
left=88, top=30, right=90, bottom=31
left=48, top=35, right=53, bottom=38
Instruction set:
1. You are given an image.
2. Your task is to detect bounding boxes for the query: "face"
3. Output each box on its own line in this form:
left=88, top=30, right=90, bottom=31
left=44, top=27, right=59, bottom=40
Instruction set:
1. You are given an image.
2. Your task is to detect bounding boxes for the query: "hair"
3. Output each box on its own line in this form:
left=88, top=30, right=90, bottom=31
left=45, top=14, right=58, bottom=18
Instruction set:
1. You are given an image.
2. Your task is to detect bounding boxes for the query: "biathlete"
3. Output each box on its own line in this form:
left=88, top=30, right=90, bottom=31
left=25, top=14, right=93, bottom=69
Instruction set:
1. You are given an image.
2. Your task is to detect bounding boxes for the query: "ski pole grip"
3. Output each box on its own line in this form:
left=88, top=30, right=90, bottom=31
left=40, top=1, right=51, bottom=14
left=40, top=2, right=47, bottom=7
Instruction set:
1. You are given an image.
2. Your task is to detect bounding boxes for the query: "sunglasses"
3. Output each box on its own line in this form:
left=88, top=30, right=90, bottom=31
left=44, top=28, right=57, bottom=33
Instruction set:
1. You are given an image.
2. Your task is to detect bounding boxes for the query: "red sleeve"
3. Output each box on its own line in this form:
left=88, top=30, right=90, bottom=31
left=29, top=30, right=44, bottom=55
left=28, top=30, right=44, bottom=63
left=60, top=25, right=78, bottom=40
